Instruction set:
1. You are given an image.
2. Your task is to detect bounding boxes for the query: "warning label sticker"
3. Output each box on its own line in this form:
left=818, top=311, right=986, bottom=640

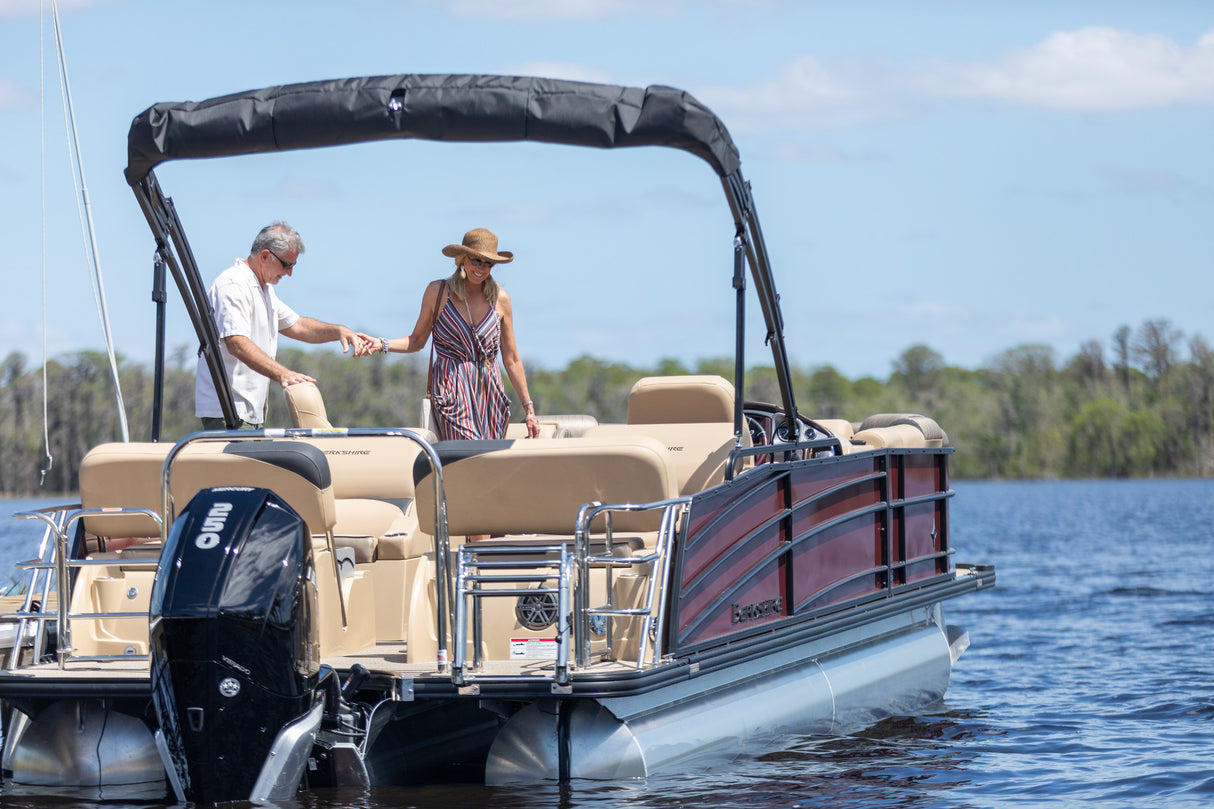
left=510, top=637, right=558, bottom=660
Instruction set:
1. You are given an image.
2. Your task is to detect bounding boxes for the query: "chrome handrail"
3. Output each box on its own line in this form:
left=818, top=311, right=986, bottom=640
left=574, top=496, right=690, bottom=669
left=6, top=506, right=72, bottom=668
left=7, top=507, right=162, bottom=668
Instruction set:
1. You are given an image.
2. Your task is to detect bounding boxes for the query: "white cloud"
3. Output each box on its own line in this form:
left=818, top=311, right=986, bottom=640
left=699, top=27, right=1214, bottom=135
left=928, top=27, right=1214, bottom=111
left=699, top=55, right=906, bottom=133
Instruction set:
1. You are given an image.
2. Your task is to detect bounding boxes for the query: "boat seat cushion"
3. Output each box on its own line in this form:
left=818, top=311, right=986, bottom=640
left=332, top=497, right=417, bottom=563
left=414, top=436, right=679, bottom=536
left=81, top=440, right=339, bottom=537
left=79, top=442, right=173, bottom=537
left=283, top=381, right=331, bottom=428
left=533, top=414, right=600, bottom=438
left=581, top=422, right=748, bottom=495
left=812, top=418, right=858, bottom=454
left=506, top=421, right=557, bottom=439
left=627, top=375, right=735, bottom=424
left=299, top=434, right=435, bottom=501
left=851, top=414, right=949, bottom=450
left=79, top=438, right=436, bottom=554
left=170, top=441, right=336, bottom=535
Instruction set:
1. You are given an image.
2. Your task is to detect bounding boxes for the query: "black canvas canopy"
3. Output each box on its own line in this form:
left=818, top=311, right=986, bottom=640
left=125, top=74, right=740, bottom=185
left=125, top=73, right=794, bottom=434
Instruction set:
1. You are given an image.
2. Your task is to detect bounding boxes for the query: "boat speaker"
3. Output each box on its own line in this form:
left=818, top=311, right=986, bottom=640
left=148, top=486, right=320, bottom=805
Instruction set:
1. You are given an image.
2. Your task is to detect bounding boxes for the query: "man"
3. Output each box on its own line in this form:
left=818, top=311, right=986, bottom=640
left=195, top=222, right=372, bottom=429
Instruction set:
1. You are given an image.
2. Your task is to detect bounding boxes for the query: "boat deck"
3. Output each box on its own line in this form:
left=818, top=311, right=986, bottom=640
left=0, top=642, right=641, bottom=691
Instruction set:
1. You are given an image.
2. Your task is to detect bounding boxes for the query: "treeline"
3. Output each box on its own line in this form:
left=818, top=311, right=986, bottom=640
left=1, top=318, right=1211, bottom=495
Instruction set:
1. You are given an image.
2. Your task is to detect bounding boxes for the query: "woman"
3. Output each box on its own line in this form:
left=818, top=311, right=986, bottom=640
left=362, top=228, right=540, bottom=440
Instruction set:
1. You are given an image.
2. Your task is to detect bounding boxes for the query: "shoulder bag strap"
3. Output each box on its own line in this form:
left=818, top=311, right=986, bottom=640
left=426, top=280, right=448, bottom=396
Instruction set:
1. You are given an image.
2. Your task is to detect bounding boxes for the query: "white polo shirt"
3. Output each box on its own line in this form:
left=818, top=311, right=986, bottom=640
left=194, top=259, right=300, bottom=424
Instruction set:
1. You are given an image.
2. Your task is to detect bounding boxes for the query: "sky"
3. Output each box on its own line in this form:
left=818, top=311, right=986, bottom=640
left=1, top=0, right=1212, bottom=384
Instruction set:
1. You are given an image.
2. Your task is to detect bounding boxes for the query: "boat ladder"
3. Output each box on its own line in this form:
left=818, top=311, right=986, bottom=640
left=450, top=499, right=687, bottom=687
left=6, top=506, right=162, bottom=668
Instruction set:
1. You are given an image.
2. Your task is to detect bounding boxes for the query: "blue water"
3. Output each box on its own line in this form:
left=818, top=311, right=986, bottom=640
left=1, top=479, right=1212, bottom=808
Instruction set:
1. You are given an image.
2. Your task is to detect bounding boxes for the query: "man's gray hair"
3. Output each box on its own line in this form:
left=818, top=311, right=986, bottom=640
left=251, top=222, right=305, bottom=256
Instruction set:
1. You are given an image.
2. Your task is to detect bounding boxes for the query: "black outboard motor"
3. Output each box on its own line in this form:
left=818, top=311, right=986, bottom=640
left=149, top=486, right=320, bottom=805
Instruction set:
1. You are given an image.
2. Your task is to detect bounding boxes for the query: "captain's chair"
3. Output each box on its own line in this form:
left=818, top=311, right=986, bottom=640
left=626, top=375, right=735, bottom=424
left=284, top=381, right=332, bottom=429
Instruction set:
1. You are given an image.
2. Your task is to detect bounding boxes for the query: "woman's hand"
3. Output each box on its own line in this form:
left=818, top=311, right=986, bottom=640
left=525, top=412, right=540, bottom=438
left=352, top=332, right=382, bottom=357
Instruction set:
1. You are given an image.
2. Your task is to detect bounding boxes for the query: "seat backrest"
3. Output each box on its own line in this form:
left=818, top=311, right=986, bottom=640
left=542, top=414, right=599, bottom=437
left=505, top=421, right=557, bottom=439
left=79, top=442, right=172, bottom=537
left=171, top=441, right=336, bottom=534
left=284, top=381, right=331, bottom=428
left=582, top=422, right=747, bottom=495
left=627, top=375, right=735, bottom=424
left=297, top=433, right=435, bottom=502
left=413, top=436, right=678, bottom=536
left=78, top=439, right=338, bottom=538
left=853, top=413, right=949, bottom=449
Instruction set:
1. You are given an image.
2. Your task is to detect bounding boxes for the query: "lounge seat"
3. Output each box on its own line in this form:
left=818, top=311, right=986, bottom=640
left=851, top=413, right=949, bottom=450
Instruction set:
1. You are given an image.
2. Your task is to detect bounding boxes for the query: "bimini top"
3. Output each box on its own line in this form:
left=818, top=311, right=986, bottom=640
left=125, top=73, right=741, bottom=185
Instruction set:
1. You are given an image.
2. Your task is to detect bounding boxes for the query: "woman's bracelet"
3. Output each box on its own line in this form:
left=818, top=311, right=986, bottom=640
left=380, top=337, right=390, bottom=354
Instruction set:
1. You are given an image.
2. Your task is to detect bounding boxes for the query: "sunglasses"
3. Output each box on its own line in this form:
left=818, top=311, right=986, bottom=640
left=468, top=258, right=494, bottom=269
left=267, top=249, right=296, bottom=271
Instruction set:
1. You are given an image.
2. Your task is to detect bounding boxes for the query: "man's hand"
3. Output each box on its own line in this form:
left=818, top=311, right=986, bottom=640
left=337, top=326, right=365, bottom=355
left=278, top=369, right=318, bottom=388
left=349, top=331, right=379, bottom=357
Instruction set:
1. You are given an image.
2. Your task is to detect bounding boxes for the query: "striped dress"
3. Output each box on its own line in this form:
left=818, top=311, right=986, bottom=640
left=429, top=296, right=511, bottom=440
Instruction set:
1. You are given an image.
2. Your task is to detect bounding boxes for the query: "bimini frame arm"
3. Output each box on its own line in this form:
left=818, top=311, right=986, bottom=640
left=130, top=172, right=239, bottom=429
left=723, top=171, right=798, bottom=426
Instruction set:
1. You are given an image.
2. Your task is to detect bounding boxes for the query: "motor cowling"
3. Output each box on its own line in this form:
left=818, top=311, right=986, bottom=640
left=149, top=486, right=320, bottom=805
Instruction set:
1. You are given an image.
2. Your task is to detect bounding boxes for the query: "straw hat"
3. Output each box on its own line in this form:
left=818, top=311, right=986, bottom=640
left=441, top=228, right=514, bottom=264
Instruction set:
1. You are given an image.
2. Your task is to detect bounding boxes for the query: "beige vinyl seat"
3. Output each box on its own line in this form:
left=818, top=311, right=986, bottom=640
left=811, top=419, right=858, bottom=454
left=75, top=439, right=376, bottom=657
left=506, top=421, right=558, bottom=439
left=283, top=380, right=332, bottom=428
left=281, top=380, right=435, bottom=554
left=583, top=422, right=746, bottom=496
left=414, top=436, right=679, bottom=537
left=626, top=375, right=735, bottom=424
left=503, top=415, right=599, bottom=439
left=408, top=435, right=680, bottom=662
left=850, top=413, right=950, bottom=450
left=581, top=375, right=749, bottom=495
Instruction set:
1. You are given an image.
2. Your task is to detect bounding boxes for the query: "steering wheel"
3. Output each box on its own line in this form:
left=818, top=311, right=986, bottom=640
left=746, top=414, right=770, bottom=466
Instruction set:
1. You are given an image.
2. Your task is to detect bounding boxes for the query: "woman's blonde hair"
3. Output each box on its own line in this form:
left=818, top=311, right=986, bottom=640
left=447, top=258, right=500, bottom=306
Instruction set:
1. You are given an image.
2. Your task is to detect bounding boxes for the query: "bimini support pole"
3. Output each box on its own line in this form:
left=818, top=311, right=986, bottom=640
left=732, top=231, right=747, bottom=445
left=151, top=251, right=167, bottom=441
